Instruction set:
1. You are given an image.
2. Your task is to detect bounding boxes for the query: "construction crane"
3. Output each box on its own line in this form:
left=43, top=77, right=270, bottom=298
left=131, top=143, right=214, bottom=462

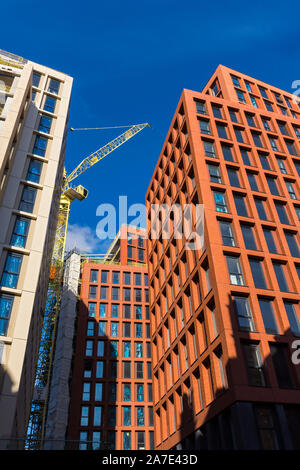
left=25, top=122, right=150, bottom=449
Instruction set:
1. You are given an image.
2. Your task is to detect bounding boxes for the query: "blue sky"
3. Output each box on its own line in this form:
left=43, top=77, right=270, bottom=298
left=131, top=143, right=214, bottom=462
left=2, top=0, right=300, bottom=252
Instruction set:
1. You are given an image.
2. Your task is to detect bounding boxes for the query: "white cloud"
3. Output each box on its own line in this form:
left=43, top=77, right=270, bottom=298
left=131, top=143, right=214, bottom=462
left=66, top=223, right=101, bottom=253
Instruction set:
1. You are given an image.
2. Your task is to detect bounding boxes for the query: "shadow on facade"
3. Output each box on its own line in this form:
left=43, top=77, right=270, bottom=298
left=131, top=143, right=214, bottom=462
left=0, top=363, right=19, bottom=450
left=65, top=298, right=118, bottom=450
left=175, top=292, right=300, bottom=450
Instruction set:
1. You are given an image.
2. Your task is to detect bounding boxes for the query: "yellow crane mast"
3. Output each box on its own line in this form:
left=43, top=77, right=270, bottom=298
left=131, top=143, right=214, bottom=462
left=25, top=123, right=150, bottom=449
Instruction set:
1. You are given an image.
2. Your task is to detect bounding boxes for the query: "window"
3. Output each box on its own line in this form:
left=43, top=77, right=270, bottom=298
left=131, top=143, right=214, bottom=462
left=111, top=304, right=119, bottom=318
left=112, top=287, right=119, bottom=300
left=110, top=341, right=118, bottom=357
left=135, top=323, right=143, bottom=338
left=79, top=431, right=88, bottom=450
left=240, top=148, right=251, bottom=165
left=123, top=383, right=131, bottom=401
left=243, top=343, right=266, bottom=386
left=246, top=113, right=256, bottom=127
left=85, top=340, right=93, bottom=357
left=134, top=272, right=142, bottom=285
left=90, top=270, right=98, bottom=283
left=273, top=262, right=289, bottom=292
left=135, top=305, right=142, bottom=319
left=32, top=135, right=48, bottom=157
left=212, top=105, right=223, bottom=119
left=269, top=137, right=279, bottom=152
left=275, top=202, right=289, bottom=224
left=123, top=341, right=131, bottom=357
left=213, top=191, right=228, bottom=213
left=123, top=361, right=131, bottom=378
left=229, top=109, right=239, bottom=122
left=264, top=100, right=273, bottom=112
left=38, top=115, right=52, bottom=134
left=138, top=249, right=144, bottom=262
left=136, top=362, right=143, bottom=379
left=248, top=173, right=259, bottom=191
left=82, top=383, right=90, bottom=401
left=195, top=100, right=207, bottom=114
left=261, top=118, right=271, bottom=131
left=98, top=321, right=106, bottom=336
left=89, top=285, right=97, bottom=299
left=245, top=81, right=252, bottom=93
left=1, top=252, right=22, bottom=289
left=259, top=154, right=271, bottom=170
left=19, top=186, right=37, bottom=213
left=100, top=286, right=107, bottom=299
left=99, top=303, right=107, bottom=317
left=123, top=272, right=131, bottom=285
left=101, top=270, right=108, bottom=283
left=10, top=217, right=30, bottom=248
left=123, top=322, right=131, bottom=337
left=97, top=340, right=105, bottom=356
left=249, top=258, right=267, bottom=289
left=226, top=256, right=244, bottom=285
left=136, top=406, right=144, bottom=426
left=203, top=140, right=217, bottom=157
left=231, top=75, right=241, bottom=88
left=136, top=383, right=144, bottom=402
left=277, top=121, right=289, bottom=136
left=48, top=78, right=60, bottom=95
left=232, top=296, right=255, bottom=332
left=258, top=299, right=279, bottom=334
left=87, top=321, right=94, bottom=336
left=216, top=123, right=228, bottom=139
left=123, top=431, right=131, bottom=450
left=236, top=89, right=246, bottom=103
left=252, top=132, right=263, bottom=148
left=135, top=342, right=143, bottom=358
left=285, top=232, right=299, bottom=257
left=136, top=431, right=145, bottom=450
left=234, top=128, right=244, bottom=143
left=255, top=199, right=268, bottom=220
left=0, top=294, right=13, bottom=336
left=96, top=361, right=104, bottom=378
left=286, top=181, right=297, bottom=200
left=109, top=382, right=117, bottom=400
left=266, top=177, right=280, bottom=196
left=263, top=228, right=277, bottom=253
left=95, top=383, right=103, bottom=401
left=144, top=273, right=148, bottom=286
left=227, top=168, right=240, bottom=187
left=241, top=224, right=257, bottom=250
left=32, top=72, right=41, bottom=87
left=233, top=194, right=248, bottom=217
left=123, top=287, right=131, bottom=301
left=26, top=159, right=42, bottom=183
left=219, top=220, right=236, bottom=246
left=285, top=140, right=298, bottom=156
left=92, top=432, right=101, bottom=450
left=80, top=406, right=89, bottom=426
left=83, top=360, right=92, bottom=378
left=222, top=144, right=234, bottom=162
left=199, top=119, right=211, bottom=135
left=111, top=322, right=119, bottom=337
left=294, top=160, right=300, bottom=176
left=135, top=288, right=142, bottom=302
left=112, top=271, right=119, bottom=284
left=270, top=344, right=293, bottom=389
left=93, top=406, right=102, bottom=426
left=284, top=302, right=300, bottom=336
left=255, top=406, right=280, bottom=450
left=208, top=164, right=222, bottom=183
left=276, top=157, right=287, bottom=174
left=259, top=86, right=268, bottom=99
left=123, top=406, right=131, bottom=426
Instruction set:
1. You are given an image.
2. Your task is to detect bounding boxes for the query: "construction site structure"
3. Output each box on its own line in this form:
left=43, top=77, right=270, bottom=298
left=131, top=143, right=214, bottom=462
left=25, top=124, right=150, bottom=449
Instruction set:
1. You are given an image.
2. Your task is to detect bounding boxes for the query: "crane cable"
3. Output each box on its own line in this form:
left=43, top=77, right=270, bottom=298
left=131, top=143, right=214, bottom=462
left=70, top=124, right=145, bottom=131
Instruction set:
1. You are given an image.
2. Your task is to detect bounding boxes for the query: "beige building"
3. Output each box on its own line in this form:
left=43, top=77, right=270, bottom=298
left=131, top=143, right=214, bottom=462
left=0, top=49, right=73, bottom=448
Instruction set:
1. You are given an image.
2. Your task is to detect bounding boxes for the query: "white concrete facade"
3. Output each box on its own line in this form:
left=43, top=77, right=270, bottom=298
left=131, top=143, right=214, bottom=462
left=0, top=50, right=73, bottom=448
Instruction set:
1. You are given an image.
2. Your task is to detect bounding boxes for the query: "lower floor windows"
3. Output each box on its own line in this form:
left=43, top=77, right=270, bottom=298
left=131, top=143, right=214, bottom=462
left=0, top=294, right=14, bottom=336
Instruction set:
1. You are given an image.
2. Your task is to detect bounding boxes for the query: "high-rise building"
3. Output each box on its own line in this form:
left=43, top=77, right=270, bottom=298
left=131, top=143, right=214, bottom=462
left=146, top=65, right=300, bottom=450
left=0, top=49, right=73, bottom=448
left=66, top=226, right=154, bottom=450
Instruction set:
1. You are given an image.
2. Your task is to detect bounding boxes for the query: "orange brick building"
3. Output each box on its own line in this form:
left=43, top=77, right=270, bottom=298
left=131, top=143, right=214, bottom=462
left=67, top=226, right=154, bottom=450
left=146, top=66, right=300, bottom=450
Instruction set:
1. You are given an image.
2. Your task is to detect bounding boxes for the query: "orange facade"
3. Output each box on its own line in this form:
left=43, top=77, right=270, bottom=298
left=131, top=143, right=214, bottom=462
left=67, top=227, right=154, bottom=450
left=146, top=66, right=300, bottom=450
